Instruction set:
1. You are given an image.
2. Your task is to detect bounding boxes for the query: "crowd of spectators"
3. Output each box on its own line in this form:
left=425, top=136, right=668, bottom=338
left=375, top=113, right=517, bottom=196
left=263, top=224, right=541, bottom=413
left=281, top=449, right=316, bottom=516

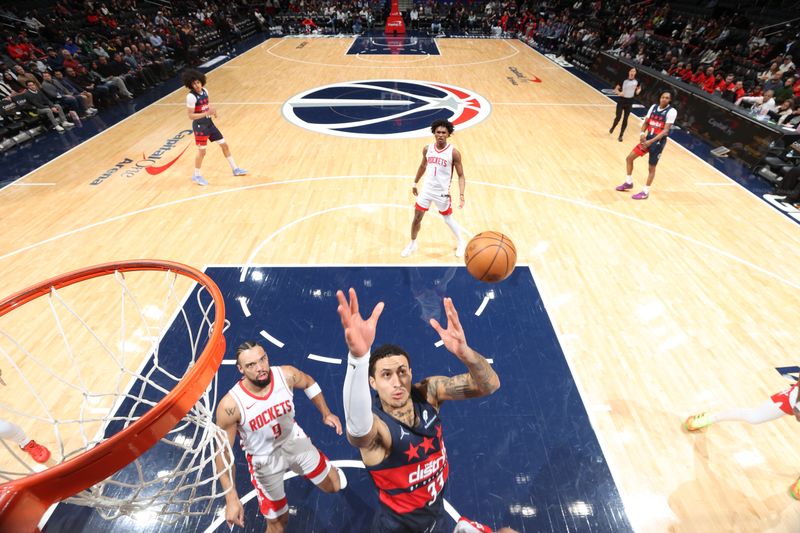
left=0, top=0, right=261, bottom=149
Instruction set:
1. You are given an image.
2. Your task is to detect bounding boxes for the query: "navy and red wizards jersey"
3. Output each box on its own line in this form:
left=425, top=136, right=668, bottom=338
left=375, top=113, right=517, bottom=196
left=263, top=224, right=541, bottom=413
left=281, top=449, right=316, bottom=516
left=643, top=104, right=675, bottom=143
left=366, top=387, right=449, bottom=529
left=189, top=88, right=212, bottom=125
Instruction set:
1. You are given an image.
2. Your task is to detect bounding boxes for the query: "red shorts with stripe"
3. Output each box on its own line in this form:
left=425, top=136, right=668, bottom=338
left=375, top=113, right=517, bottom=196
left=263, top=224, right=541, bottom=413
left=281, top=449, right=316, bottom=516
left=771, top=382, right=799, bottom=415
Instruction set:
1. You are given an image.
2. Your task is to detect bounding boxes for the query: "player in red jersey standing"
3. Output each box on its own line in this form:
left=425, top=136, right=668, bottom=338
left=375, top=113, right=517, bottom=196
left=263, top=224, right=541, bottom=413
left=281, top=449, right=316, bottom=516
left=615, top=91, right=677, bottom=200
left=337, top=288, right=500, bottom=532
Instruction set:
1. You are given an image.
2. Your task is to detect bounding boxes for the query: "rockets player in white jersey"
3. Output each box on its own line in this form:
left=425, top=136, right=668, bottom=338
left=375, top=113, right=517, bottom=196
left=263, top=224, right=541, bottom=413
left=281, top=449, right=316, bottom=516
left=401, top=119, right=467, bottom=258
left=215, top=341, right=346, bottom=532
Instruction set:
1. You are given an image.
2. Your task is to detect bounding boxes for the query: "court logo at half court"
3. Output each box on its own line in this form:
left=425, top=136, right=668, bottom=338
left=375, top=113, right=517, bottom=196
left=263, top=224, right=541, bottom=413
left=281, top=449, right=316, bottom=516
left=281, top=80, right=491, bottom=139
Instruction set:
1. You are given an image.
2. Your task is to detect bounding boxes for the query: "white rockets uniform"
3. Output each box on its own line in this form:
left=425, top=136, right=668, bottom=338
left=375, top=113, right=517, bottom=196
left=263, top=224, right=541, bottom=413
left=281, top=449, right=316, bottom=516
left=228, top=366, right=331, bottom=518
left=416, top=143, right=455, bottom=215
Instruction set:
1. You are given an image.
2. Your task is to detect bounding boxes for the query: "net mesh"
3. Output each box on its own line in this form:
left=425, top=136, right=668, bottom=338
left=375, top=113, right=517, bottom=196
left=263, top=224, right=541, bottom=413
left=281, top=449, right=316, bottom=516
left=0, top=266, right=233, bottom=522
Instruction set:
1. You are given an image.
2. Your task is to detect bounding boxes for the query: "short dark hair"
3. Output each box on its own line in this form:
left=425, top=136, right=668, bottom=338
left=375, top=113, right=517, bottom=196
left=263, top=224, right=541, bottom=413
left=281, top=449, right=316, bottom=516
left=369, top=343, right=410, bottom=377
left=181, top=68, right=206, bottom=90
left=235, top=340, right=261, bottom=364
left=430, top=119, right=454, bottom=134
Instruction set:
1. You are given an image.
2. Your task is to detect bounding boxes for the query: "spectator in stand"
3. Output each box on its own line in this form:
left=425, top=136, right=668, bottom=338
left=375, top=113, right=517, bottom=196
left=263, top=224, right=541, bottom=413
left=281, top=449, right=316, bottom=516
left=91, top=58, right=133, bottom=98
left=63, top=37, right=80, bottom=56
left=60, top=50, right=81, bottom=72
left=14, top=80, right=74, bottom=132
left=680, top=63, right=695, bottom=83
left=759, top=62, right=780, bottom=83
left=701, top=67, right=717, bottom=94
left=6, top=36, right=30, bottom=62
left=40, top=71, right=86, bottom=117
left=53, top=70, right=96, bottom=112
left=775, top=76, right=797, bottom=103
left=779, top=55, right=795, bottom=75
left=17, top=34, right=44, bottom=60
left=725, top=80, right=746, bottom=103
left=715, top=74, right=734, bottom=97
left=2, top=71, right=25, bottom=94
left=409, top=5, right=419, bottom=30
left=13, top=65, right=40, bottom=88
left=66, top=65, right=114, bottom=107
left=45, top=47, right=64, bottom=71
left=770, top=98, right=795, bottom=123
left=736, top=89, right=777, bottom=117
left=690, top=65, right=706, bottom=86
left=764, top=71, right=784, bottom=93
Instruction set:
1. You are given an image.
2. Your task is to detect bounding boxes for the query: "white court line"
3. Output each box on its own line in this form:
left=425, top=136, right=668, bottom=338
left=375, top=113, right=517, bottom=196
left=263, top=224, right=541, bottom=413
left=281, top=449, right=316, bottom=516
left=152, top=101, right=284, bottom=106
left=474, top=292, right=495, bottom=316
left=238, top=297, right=251, bottom=317
left=221, top=360, right=237, bottom=365
left=493, top=102, right=614, bottom=107
left=307, top=353, right=342, bottom=364
left=694, top=182, right=737, bottom=186
left=11, top=182, right=56, bottom=186
left=259, top=329, right=285, bottom=348
left=264, top=36, right=520, bottom=69
left=434, top=340, right=444, bottom=347
left=5, top=174, right=799, bottom=292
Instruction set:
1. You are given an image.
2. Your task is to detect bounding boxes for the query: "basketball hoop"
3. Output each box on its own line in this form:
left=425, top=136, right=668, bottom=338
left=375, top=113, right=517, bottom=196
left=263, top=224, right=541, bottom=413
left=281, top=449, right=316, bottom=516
left=0, top=260, right=229, bottom=532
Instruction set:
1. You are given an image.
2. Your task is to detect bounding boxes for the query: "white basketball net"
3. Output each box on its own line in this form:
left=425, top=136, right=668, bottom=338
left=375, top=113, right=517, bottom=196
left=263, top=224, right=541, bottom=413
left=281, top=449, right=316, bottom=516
left=0, top=268, right=233, bottom=522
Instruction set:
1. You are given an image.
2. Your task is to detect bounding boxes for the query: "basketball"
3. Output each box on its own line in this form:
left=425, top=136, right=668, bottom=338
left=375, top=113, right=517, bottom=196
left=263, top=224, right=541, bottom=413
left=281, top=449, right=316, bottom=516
left=464, top=231, right=517, bottom=283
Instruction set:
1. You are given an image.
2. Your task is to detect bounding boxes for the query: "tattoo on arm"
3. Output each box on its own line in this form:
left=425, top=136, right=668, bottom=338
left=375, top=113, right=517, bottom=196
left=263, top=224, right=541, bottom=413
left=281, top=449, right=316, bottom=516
left=225, top=407, right=236, bottom=417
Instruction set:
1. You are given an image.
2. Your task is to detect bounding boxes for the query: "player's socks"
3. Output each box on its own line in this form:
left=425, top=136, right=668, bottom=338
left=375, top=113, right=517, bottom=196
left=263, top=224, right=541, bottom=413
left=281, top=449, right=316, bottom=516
left=226, top=156, right=238, bottom=170
left=454, top=517, right=494, bottom=533
left=455, top=240, right=466, bottom=258
left=642, top=185, right=650, bottom=194
left=626, top=175, right=633, bottom=184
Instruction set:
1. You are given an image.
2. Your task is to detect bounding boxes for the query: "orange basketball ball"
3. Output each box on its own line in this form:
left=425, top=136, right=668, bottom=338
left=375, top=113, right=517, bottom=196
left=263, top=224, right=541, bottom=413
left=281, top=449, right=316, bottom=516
left=464, top=231, right=517, bottom=283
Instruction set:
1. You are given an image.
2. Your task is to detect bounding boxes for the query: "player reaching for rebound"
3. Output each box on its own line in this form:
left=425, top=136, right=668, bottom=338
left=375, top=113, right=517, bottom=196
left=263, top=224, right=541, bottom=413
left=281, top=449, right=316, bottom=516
left=684, top=376, right=800, bottom=499
left=182, top=69, right=247, bottom=186
left=615, top=90, right=677, bottom=200
left=337, top=288, right=500, bottom=532
left=214, top=341, right=346, bottom=532
left=401, top=119, right=467, bottom=258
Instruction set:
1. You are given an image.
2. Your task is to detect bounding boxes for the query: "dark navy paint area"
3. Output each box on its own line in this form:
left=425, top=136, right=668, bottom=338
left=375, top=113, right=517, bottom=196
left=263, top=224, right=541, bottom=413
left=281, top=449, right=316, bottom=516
left=44, top=266, right=631, bottom=533
left=347, top=36, right=440, bottom=55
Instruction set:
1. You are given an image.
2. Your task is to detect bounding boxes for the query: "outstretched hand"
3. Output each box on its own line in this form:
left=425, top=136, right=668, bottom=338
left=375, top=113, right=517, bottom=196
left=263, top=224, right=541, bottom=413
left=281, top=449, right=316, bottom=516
left=323, top=412, right=343, bottom=435
left=428, top=297, right=469, bottom=361
left=336, top=288, right=384, bottom=358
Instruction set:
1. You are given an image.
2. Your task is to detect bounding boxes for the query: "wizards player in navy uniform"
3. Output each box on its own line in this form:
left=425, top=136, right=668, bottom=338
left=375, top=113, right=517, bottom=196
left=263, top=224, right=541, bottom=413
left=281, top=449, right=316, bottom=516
left=615, top=90, right=677, bottom=200
left=182, top=69, right=247, bottom=186
left=336, top=288, right=500, bottom=532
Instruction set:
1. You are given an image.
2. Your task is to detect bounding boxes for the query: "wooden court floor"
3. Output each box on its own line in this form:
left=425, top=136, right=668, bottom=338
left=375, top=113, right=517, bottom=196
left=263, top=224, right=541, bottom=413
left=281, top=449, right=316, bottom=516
left=2, top=37, right=800, bottom=532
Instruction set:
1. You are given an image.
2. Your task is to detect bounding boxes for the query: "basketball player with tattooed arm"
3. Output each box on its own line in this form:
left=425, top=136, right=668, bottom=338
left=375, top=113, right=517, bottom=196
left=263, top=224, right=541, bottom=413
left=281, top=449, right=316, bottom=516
left=336, top=288, right=501, bottom=532
left=214, top=341, right=347, bottom=533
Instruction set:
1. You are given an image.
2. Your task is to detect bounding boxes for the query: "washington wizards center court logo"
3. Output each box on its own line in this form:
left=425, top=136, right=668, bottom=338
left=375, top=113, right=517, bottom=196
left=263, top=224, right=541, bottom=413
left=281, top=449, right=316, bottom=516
left=281, top=80, right=491, bottom=139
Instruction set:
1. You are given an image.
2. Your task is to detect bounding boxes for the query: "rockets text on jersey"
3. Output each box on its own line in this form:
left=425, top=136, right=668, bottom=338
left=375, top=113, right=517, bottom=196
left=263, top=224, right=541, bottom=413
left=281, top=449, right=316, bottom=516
left=228, top=366, right=297, bottom=457
left=422, top=143, right=454, bottom=195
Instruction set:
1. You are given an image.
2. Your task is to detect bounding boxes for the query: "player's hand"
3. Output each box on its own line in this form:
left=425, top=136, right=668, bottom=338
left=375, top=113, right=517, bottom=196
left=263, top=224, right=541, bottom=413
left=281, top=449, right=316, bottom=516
left=336, top=288, right=384, bottom=358
left=208, top=106, right=217, bottom=118
left=323, top=412, right=343, bottom=435
left=429, top=297, right=469, bottom=361
left=225, top=499, right=244, bottom=528
left=412, top=184, right=418, bottom=196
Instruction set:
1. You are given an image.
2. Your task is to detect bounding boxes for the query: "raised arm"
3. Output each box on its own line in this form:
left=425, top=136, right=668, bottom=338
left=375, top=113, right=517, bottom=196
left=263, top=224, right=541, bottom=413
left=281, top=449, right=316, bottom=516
left=214, top=394, right=244, bottom=529
left=422, top=297, right=500, bottom=408
left=337, top=288, right=392, bottom=462
left=282, top=365, right=342, bottom=435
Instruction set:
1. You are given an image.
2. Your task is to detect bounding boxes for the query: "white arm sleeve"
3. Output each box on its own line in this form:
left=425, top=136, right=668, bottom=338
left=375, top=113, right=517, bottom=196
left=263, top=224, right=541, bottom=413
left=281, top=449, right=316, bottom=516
left=343, top=351, right=373, bottom=437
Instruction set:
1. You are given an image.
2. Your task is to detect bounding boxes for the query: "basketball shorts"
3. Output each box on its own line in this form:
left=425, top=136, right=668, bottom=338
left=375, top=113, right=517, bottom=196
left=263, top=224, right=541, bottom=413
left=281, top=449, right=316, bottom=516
left=192, top=120, right=223, bottom=147
left=771, top=382, right=799, bottom=415
left=246, top=424, right=331, bottom=519
left=632, top=138, right=666, bottom=166
left=415, top=189, right=452, bottom=216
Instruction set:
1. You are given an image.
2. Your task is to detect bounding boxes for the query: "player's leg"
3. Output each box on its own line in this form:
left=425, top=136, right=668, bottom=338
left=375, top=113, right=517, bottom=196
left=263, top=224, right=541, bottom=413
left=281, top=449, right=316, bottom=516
left=403, top=197, right=429, bottom=257
left=288, top=432, right=346, bottom=493
left=618, top=101, right=631, bottom=141
left=0, top=419, right=50, bottom=463
left=437, top=196, right=465, bottom=257
left=616, top=148, right=643, bottom=191
left=213, top=127, right=247, bottom=175
left=610, top=100, right=623, bottom=134
left=685, top=382, right=797, bottom=431
left=192, top=124, right=210, bottom=185
left=250, top=456, right=291, bottom=532
left=633, top=143, right=664, bottom=199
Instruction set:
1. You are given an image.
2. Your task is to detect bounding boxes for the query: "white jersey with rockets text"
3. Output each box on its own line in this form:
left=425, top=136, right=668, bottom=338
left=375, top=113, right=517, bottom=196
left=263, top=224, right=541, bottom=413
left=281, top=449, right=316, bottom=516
left=421, top=143, right=454, bottom=195
left=229, top=366, right=300, bottom=458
